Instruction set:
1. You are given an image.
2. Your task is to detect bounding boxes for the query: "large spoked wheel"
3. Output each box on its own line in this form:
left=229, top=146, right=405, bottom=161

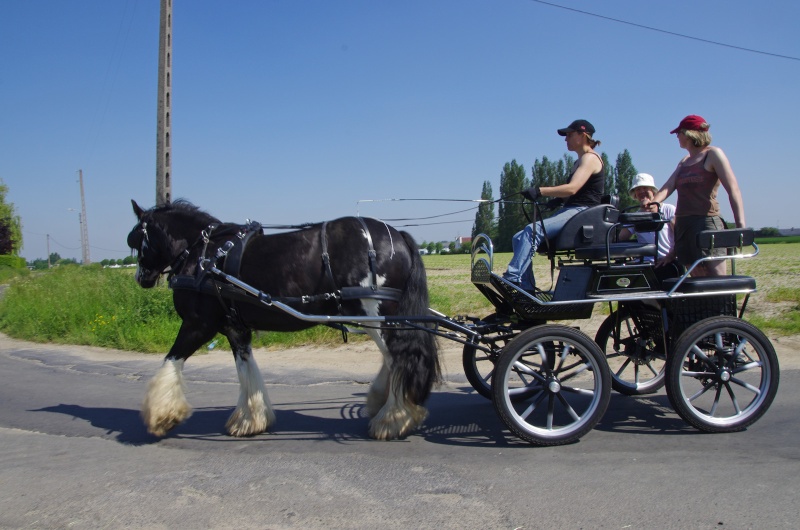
left=665, top=316, right=780, bottom=433
left=492, top=324, right=611, bottom=446
left=595, top=307, right=666, bottom=395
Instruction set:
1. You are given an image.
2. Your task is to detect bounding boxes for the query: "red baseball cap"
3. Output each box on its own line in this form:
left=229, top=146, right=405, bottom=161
left=670, top=115, right=710, bottom=134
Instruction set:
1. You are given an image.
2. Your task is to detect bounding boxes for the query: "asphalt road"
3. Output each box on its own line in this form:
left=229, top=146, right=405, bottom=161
left=1, top=337, right=799, bottom=529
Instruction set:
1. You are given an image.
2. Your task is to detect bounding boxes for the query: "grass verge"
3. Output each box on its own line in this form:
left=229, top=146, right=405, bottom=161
left=1, top=243, right=798, bottom=353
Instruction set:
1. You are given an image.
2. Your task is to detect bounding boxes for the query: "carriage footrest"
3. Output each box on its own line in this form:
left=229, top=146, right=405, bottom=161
left=662, top=275, right=756, bottom=294
left=490, top=275, right=593, bottom=321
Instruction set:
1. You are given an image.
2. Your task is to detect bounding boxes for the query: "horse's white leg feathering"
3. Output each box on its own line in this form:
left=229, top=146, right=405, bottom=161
left=142, top=358, right=192, bottom=437
left=226, top=353, right=274, bottom=437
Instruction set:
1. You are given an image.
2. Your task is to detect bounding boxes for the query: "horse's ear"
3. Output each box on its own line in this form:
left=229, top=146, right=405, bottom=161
left=132, top=200, right=144, bottom=219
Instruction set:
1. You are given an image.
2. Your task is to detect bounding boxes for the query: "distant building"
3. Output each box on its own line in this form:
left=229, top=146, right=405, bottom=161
left=454, top=236, right=472, bottom=249
left=779, top=228, right=800, bottom=236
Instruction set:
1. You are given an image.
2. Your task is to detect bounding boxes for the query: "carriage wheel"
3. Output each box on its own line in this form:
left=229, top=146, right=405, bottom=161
left=462, top=342, right=499, bottom=400
left=665, top=316, right=780, bottom=433
left=492, top=325, right=611, bottom=446
left=462, top=321, right=514, bottom=400
left=595, top=308, right=666, bottom=395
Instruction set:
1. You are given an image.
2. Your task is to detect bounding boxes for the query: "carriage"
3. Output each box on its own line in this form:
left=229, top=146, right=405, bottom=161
left=127, top=197, right=779, bottom=446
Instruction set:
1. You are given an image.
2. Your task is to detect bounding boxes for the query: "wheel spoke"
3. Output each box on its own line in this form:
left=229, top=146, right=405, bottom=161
left=729, top=377, right=762, bottom=396
left=517, top=389, right=547, bottom=420
left=690, top=344, right=713, bottom=364
left=724, top=383, right=743, bottom=415
left=688, top=380, right=716, bottom=402
left=513, top=359, right=541, bottom=378
left=560, top=385, right=595, bottom=397
left=556, top=392, right=581, bottom=421
left=709, top=385, right=723, bottom=416
left=615, top=358, right=632, bottom=377
left=644, top=361, right=660, bottom=378
left=546, top=394, right=555, bottom=430
left=558, top=362, right=591, bottom=384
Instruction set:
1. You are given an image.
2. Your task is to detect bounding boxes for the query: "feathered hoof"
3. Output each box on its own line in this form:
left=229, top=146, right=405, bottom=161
left=366, top=385, right=389, bottom=418
left=141, top=399, right=191, bottom=437
left=225, top=405, right=275, bottom=437
left=368, top=403, right=428, bottom=440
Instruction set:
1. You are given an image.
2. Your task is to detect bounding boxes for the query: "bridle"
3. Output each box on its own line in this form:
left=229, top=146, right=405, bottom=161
left=133, top=220, right=229, bottom=281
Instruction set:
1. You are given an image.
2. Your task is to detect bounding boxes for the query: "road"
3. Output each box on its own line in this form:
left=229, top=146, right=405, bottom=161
left=1, top=334, right=799, bottom=529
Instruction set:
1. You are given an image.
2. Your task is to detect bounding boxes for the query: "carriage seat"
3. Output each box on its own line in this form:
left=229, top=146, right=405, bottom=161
left=662, top=275, right=756, bottom=294
left=662, top=228, right=757, bottom=294
left=537, top=203, right=619, bottom=255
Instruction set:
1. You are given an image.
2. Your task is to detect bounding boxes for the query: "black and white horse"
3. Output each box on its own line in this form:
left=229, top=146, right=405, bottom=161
left=126, top=200, right=439, bottom=440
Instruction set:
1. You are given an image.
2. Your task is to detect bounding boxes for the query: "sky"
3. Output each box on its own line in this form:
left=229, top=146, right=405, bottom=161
left=2, top=0, right=799, bottom=262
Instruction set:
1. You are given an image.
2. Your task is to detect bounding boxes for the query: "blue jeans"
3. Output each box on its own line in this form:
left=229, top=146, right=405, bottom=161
left=503, top=206, right=587, bottom=290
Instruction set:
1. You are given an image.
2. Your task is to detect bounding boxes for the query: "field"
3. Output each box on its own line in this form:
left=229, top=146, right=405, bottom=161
left=0, top=242, right=798, bottom=353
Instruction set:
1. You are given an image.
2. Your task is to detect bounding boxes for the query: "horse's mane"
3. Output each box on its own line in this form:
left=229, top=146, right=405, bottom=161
left=153, top=199, right=221, bottom=225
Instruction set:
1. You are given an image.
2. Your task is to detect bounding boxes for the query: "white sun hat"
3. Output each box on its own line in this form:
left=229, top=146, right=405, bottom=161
left=629, top=173, right=658, bottom=198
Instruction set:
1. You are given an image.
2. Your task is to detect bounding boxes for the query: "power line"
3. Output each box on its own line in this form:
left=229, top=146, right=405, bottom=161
left=528, top=0, right=800, bottom=62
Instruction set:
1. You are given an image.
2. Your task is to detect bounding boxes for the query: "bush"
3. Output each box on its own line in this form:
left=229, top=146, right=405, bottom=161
left=0, top=255, right=25, bottom=268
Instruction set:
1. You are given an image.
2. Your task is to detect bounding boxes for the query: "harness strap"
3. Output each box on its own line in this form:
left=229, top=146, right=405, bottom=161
left=356, top=217, right=379, bottom=291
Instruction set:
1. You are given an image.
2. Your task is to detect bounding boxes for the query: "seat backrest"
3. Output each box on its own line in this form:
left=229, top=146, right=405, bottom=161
left=540, top=204, right=620, bottom=253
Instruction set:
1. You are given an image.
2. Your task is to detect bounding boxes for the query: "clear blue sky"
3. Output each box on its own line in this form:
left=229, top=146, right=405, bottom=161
left=2, top=0, right=799, bottom=262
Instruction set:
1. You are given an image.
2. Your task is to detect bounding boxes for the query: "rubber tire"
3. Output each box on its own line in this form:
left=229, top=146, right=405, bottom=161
left=595, top=308, right=666, bottom=395
left=492, top=324, right=611, bottom=446
left=665, top=316, right=780, bottom=433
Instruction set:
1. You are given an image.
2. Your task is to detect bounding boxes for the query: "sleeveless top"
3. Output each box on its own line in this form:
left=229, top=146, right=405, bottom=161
left=564, top=152, right=605, bottom=207
left=674, top=151, right=720, bottom=217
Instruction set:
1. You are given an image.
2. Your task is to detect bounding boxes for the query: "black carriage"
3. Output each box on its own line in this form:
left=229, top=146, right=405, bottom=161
left=462, top=198, right=779, bottom=446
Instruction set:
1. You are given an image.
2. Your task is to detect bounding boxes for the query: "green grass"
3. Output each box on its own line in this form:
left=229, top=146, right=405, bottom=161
left=755, top=236, right=800, bottom=244
left=1, top=243, right=799, bottom=353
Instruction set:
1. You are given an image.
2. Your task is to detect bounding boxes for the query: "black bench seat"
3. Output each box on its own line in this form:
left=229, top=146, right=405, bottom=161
left=662, top=275, right=756, bottom=294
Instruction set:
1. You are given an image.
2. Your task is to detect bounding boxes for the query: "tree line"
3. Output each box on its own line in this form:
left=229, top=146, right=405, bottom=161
left=472, top=149, right=639, bottom=252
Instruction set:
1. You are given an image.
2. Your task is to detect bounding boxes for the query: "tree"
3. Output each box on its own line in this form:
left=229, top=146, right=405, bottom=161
left=0, top=180, right=22, bottom=255
left=601, top=152, right=614, bottom=199
left=615, top=149, right=638, bottom=211
left=472, top=180, right=496, bottom=240
left=496, top=160, right=528, bottom=252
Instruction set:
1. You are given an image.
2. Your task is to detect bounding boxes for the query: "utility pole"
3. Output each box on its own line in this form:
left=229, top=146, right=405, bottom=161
left=77, top=169, right=91, bottom=265
left=155, top=0, right=173, bottom=206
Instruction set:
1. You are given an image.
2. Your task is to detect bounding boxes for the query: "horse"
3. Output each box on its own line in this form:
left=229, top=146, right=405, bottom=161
left=126, top=199, right=439, bottom=440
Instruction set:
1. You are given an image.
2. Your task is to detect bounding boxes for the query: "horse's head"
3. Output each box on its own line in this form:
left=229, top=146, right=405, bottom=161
left=127, top=199, right=219, bottom=288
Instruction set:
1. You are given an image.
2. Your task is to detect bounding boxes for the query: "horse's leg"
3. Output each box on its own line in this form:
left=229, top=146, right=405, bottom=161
left=364, top=327, right=429, bottom=440
left=224, top=327, right=275, bottom=437
left=365, top=327, right=392, bottom=417
left=142, top=322, right=215, bottom=437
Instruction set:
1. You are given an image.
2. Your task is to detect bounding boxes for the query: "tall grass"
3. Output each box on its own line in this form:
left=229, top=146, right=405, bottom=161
left=1, top=243, right=799, bottom=353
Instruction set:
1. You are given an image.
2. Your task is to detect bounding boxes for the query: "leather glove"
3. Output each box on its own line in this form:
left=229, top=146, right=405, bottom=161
left=520, top=186, right=541, bottom=201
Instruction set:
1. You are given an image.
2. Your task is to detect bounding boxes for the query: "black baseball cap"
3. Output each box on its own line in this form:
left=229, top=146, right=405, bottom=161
left=557, top=119, right=595, bottom=136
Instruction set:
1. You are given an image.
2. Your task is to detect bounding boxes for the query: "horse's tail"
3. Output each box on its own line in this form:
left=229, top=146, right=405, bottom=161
left=386, top=232, right=441, bottom=404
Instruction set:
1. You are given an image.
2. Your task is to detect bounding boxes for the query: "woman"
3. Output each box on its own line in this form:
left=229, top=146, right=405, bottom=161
left=651, top=115, right=745, bottom=277
left=503, top=119, right=604, bottom=291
